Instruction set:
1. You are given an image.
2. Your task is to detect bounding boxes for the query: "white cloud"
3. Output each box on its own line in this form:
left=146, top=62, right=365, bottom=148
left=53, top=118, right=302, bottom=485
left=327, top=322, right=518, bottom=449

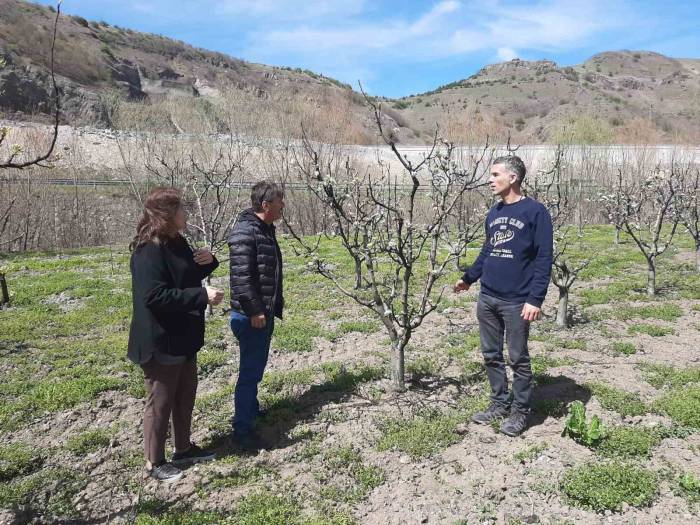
left=497, top=47, right=518, bottom=61
left=216, top=0, right=368, bottom=20
left=245, top=0, right=633, bottom=67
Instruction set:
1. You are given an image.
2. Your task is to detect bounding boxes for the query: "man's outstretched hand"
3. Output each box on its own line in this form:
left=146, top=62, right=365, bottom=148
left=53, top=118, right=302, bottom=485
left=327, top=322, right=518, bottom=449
left=521, top=303, right=541, bottom=321
left=453, top=279, right=470, bottom=293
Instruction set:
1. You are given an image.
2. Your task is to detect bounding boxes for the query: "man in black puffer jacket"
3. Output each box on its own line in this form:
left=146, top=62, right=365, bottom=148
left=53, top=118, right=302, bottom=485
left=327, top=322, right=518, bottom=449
left=228, top=181, right=285, bottom=449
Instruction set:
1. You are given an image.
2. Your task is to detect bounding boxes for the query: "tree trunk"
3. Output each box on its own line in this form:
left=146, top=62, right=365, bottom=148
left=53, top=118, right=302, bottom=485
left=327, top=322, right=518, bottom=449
left=556, top=287, right=569, bottom=328
left=647, top=259, right=656, bottom=296
left=390, top=340, right=405, bottom=392
left=0, top=272, right=9, bottom=307
left=696, top=242, right=700, bottom=273
left=354, top=257, right=362, bottom=289
left=614, top=227, right=620, bottom=245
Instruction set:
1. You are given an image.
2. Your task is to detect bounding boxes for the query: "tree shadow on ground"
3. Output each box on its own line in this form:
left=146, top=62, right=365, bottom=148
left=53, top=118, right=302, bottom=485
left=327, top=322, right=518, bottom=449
left=210, top=366, right=381, bottom=457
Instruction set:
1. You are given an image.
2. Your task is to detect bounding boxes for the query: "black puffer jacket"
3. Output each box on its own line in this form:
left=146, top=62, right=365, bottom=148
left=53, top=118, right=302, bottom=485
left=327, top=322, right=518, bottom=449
left=228, top=209, right=283, bottom=319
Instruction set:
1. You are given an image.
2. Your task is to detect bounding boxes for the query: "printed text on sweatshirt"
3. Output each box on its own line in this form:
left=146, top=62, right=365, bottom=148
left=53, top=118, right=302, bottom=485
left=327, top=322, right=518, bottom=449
left=462, top=197, right=553, bottom=308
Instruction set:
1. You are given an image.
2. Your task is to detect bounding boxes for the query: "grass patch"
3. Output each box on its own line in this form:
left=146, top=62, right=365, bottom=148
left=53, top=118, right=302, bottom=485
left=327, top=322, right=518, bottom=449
left=377, top=410, right=461, bottom=458
left=66, top=428, right=112, bottom=455
left=532, top=399, right=569, bottom=418
left=0, top=443, right=43, bottom=481
left=320, top=362, right=384, bottom=392
left=596, top=426, right=661, bottom=458
left=273, top=316, right=322, bottom=352
left=638, top=363, right=700, bottom=389
left=204, top=464, right=277, bottom=491
left=336, top=319, right=380, bottom=336
left=611, top=341, right=637, bottom=355
left=261, top=368, right=317, bottom=391
left=562, top=462, right=658, bottom=512
left=600, top=304, right=684, bottom=322
left=232, top=490, right=302, bottom=525
left=653, top=385, right=700, bottom=429
left=0, top=468, right=86, bottom=518
left=513, top=442, right=548, bottom=463
left=443, top=331, right=481, bottom=360
left=627, top=323, right=675, bottom=337
left=677, top=471, right=700, bottom=504
left=586, top=382, right=647, bottom=416
left=317, top=446, right=385, bottom=504
left=406, top=355, right=441, bottom=379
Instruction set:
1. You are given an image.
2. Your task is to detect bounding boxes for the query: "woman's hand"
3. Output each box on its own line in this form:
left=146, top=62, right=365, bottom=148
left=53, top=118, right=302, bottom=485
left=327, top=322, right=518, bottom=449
left=193, top=247, right=214, bottom=265
left=205, top=286, right=224, bottom=305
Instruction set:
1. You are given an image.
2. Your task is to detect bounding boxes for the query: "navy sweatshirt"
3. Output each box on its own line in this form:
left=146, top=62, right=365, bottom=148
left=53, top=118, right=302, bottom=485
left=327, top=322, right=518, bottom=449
left=462, top=197, right=553, bottom=308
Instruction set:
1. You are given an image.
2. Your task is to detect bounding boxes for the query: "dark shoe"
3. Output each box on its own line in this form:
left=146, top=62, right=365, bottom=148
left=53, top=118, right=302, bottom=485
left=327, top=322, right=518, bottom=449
left=148, top=462, right=183, bottom=483
left=500, top=411, right=528, bottom=437
left=230, top=431, right=266, bottom=452
left=171, top=443, right=216, bottom=465
left=471, top=403, right=510, bottom=425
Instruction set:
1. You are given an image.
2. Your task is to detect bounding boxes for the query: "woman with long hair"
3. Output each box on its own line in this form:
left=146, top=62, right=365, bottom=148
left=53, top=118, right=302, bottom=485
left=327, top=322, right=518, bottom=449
left=128, top=187, right=224, bottom=482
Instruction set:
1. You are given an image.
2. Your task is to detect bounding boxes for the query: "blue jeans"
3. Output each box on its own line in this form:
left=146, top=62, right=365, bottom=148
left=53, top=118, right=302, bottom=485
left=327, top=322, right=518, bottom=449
left=230, top=311, right=275, bottom=435
left=476, top=293, right=532, bottom=413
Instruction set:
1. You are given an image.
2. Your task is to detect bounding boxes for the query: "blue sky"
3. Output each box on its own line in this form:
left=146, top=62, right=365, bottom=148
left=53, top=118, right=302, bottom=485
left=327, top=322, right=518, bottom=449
left=34, top=1, right=700, bottom=97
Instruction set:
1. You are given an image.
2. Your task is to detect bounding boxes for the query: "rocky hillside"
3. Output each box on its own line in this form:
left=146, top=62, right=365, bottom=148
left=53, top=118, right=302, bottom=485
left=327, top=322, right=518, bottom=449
left=1, top=0, right=698, bottom=144
left=0, top=0, right=409, bottom=143
left=394, top=52, right=700, bottom=143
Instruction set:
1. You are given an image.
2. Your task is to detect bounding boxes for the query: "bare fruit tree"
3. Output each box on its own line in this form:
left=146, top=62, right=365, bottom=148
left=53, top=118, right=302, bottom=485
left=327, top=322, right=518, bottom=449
left=600, top=164, right=681, bottom=295
left=289, top=93, right=491, bottom=391
left=527, top=146, right=589, bottom=327
left=0, top=1, right=62, bottom=307
left=677, top=164, right=700, bottom=272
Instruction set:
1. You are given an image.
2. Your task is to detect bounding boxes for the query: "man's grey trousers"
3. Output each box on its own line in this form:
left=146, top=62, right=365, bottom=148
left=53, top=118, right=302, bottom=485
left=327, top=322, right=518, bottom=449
left=476, top=292, right=533, bottom=413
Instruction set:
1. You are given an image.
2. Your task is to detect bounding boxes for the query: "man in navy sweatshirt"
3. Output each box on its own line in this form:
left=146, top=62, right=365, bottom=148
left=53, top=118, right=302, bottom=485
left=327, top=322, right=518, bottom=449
left=454, top=155, right=553, bottom=436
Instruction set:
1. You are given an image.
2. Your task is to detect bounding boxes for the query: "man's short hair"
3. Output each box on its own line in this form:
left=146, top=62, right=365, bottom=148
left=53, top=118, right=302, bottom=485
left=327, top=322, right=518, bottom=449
left=493, top=155, right=527, bottom=184
left=251, top=180, right=284, bottom=212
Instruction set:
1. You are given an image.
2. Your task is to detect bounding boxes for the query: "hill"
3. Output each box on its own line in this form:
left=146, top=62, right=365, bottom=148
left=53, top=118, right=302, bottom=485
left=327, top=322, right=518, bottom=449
left=1, top=0, right=699, bottom=144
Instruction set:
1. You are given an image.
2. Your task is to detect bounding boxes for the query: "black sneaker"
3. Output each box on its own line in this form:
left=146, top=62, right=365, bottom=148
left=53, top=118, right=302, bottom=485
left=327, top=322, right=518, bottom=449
left=230, top=431, right=266, bottom=452
left=471, top=403, right=510, bottom=424
left=171, top=443, right=216, bottom=465
left=148, top=462, right=183, bottom=483
left=500, top=411, right=528, bottom=437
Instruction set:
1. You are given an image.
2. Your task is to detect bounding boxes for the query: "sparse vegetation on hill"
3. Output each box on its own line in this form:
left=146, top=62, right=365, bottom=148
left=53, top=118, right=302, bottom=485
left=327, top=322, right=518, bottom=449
left=2, top=0, right=699, bottom=144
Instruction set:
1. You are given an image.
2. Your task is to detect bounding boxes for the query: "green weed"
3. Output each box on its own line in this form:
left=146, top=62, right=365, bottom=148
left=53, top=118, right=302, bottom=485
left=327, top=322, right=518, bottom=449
left=66, top=428, right=112, bottom=455
left=611, top=341, right=637, bottom=355
left=627, top=323, right=675, bottom=337
left=586, top=382, right=647, bottom=416
left=513, top=442, right=548, bottom=463
left=377, top=410, right=461, bottom=458
left=653, top=385, right=700, bottom=429
left=638, top=363, right=700, bottom=389
left=0, top=443, right=43, bottom=481
left=562, top=462, right=658, bottom=512
left=596, top=426, right=661, bottom=458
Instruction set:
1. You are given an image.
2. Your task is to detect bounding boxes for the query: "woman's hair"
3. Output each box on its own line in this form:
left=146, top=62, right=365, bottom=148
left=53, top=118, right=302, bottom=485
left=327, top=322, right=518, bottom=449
left=129, top=187, right=183, bottom=251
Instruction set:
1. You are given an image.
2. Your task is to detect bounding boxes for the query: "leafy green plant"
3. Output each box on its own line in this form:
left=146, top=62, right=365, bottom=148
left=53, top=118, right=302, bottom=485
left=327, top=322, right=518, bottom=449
left=562, top=401, right=606, bottom=446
